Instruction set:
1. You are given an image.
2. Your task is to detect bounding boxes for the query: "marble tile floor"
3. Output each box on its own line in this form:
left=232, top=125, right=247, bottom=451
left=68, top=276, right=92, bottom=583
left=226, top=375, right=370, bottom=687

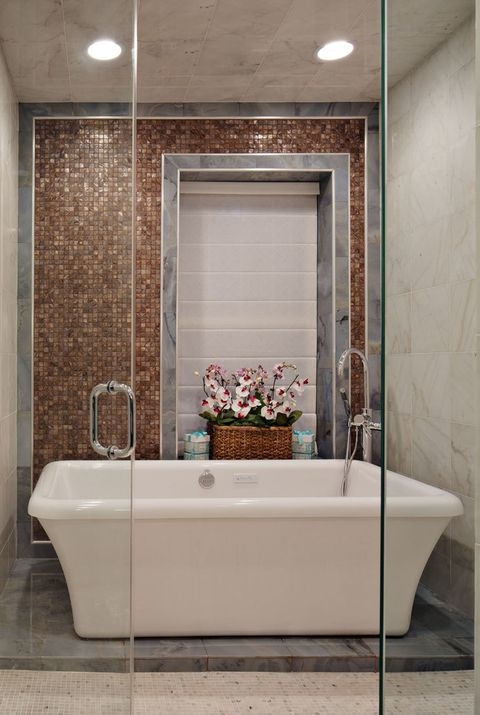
left=0, top=559, right=473, bottom=674
left=0, top=670, right=474, bottom=714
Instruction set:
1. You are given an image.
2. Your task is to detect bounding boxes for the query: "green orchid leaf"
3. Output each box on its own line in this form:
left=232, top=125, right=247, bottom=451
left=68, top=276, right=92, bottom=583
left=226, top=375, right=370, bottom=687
left=218, top=415, right=235, bottom=425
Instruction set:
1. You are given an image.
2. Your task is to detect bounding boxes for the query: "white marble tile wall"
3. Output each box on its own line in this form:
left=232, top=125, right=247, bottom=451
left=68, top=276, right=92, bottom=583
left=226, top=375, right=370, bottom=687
left=177, top=189, right=317, bottom=451
left=476, top=3, right=480, bottom=702
left=0, top=46, right=18, bottom=592
left=387, top=17, right=475, bottom=617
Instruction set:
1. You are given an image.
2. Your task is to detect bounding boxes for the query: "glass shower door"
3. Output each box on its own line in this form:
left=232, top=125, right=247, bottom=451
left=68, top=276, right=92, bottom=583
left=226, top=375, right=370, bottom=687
left=383, top=0, right=475, bottom=711
left=0, top=0, right=138, bottom=711
left=133, top=2, right=383, bottom=713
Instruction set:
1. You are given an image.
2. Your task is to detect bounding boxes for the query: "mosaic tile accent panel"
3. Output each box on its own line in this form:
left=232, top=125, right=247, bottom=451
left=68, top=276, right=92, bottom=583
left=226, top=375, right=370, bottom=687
left=136, top=117, right=366, bottom=458
left=33, top=116, right=365, bottom=493
left=33, top=119, right=133, bottom=538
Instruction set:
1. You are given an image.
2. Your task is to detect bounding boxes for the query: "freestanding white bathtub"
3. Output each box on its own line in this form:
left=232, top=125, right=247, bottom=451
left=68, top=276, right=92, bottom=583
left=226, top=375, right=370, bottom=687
left=28, top=459, right=463, bottom=638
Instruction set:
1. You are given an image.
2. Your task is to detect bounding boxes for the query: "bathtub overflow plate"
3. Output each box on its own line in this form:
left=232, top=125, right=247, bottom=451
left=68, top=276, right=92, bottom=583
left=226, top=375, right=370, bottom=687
left=198, top=469, right=215, bottom=489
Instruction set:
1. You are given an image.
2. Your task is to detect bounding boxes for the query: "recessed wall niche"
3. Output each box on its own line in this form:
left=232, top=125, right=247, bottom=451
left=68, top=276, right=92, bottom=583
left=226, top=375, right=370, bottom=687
left=160, top=157, right=350, bottom=460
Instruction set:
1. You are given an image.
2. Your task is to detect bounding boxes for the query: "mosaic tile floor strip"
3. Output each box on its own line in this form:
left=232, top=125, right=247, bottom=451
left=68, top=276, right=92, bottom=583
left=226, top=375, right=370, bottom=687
left=0, top=559, right=473, bottom=673
left=0, top=670, right=474, bottom=714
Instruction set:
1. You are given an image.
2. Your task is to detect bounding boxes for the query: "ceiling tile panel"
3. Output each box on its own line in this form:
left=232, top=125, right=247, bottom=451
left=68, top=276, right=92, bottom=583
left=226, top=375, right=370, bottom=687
left=0, top=0, right=65, bottom=44
left=138, top=40, right=203, bottom=79
left=195, top=36, right=267, bottom=76
left=137, top=86, right=187, bottom=103
left=1, top=38, right=69, bottom=83
left=138, top=0, right=218, bottom=42
left=62, top=0, right=134, bottom=44
left=207, top=0, right=293, bottom=40
left=274, top=0, right=367, bottom=42
left=256, top=39, right=321, bottom=77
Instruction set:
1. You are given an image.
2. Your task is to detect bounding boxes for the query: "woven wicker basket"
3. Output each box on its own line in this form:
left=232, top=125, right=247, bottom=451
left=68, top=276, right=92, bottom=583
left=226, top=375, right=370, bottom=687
left=211, top=424, right=292, bottom=460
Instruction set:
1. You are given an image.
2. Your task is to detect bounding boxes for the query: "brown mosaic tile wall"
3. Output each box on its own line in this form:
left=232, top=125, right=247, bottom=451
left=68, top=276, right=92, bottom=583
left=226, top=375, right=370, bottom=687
left=33, top=119, right=133, bottom=538
left=34, top=117, right=365, bottom=528
left=136, top=118, right=366, bottom=457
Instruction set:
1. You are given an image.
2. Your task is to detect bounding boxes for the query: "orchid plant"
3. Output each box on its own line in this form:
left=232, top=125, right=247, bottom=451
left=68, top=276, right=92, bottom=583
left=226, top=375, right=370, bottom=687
left=198, top=362, right=308, bottom=428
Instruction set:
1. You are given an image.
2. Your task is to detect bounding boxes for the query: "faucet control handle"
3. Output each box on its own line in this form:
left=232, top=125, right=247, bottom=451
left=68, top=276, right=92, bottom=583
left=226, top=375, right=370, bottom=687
left=362, top=417, right=382, bottom=434
left=351, top=413, right=381, bottom=430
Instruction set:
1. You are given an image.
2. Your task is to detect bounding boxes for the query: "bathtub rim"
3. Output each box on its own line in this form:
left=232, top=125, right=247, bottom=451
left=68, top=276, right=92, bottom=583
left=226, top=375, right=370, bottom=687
left=28, top=459, right=464, bottom=521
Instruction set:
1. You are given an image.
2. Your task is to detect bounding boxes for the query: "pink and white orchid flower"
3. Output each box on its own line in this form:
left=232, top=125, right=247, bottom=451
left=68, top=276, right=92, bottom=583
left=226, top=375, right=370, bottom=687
left=216, top=387, right=231, bottom=406
left=293, top=378, right=309, bottom=394
left=237, top=374, right=253, bottom=387
left=206, top=378, right=220, bottom=395
left=235, top=384, right=250, bottom=398
left=261, top=404, right=277, bottom=420
left=276, top=400, right=293, bottom=415
left=272, top=363, right=284, bottom=379
left=201, top=397, right=220, bottom=414
left=232, top=398, right=251, bottom=418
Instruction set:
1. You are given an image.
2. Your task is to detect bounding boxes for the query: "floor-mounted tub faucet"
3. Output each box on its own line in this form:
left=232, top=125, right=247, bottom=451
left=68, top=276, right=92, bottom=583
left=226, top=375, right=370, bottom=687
left=337, top=347, right=381, bottom=464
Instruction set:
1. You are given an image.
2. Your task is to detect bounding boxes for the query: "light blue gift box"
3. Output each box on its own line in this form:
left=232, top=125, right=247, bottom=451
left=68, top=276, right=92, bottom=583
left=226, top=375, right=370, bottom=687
left=184, top=451, right=210, bottom=460
left=292, top=429, right=315, bottom=456
left=184, top=430, right=210, bottom=455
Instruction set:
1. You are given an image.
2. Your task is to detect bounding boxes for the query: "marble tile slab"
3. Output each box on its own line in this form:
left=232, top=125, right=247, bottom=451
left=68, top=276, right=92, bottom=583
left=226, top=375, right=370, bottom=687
left=290, top=655, right=377, bottom=673
left=203, top=637, right=290, bottom=659
left=134, top=638, right=208, bottom=673
left=135, top=657, right=208, bottom=673
left=206, top=656, right=292, bottom=673
left=284, top=637, right=375, bottom=658
left=135, top=638, right=207, bottom=658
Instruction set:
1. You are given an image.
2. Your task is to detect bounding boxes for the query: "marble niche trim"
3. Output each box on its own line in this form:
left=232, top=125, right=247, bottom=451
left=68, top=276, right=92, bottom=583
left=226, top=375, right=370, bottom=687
left=160, top=153, right=350, bottom=460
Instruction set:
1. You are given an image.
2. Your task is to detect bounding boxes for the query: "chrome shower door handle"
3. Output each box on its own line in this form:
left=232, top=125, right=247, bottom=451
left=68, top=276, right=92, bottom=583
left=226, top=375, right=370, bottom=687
left=90, top=380, right=136, bottom=459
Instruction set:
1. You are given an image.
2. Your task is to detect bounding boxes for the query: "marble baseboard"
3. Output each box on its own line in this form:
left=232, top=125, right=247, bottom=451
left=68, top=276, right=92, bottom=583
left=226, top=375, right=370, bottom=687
left=134, top=636, right=378, bottom=673
left=385, top=656, right=473, bottom=673
left=290, top=656, right=377, bottom=673
left=134, top=657, right=208, bottom=673
left=204, top=657, right=293, bottom=673
left=0, top=658, right=129, bottom=672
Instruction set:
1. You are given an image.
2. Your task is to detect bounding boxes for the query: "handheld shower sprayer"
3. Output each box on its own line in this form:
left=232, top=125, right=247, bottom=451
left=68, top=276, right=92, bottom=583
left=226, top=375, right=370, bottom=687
left=339, top=387, right=352, bottom=419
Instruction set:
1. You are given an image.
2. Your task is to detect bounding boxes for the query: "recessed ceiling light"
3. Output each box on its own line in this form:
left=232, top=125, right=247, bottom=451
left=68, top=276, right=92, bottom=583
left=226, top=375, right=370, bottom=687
left=87, top=39, right=122, bottom=61
left=316, top=40, right=354, bottom=62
